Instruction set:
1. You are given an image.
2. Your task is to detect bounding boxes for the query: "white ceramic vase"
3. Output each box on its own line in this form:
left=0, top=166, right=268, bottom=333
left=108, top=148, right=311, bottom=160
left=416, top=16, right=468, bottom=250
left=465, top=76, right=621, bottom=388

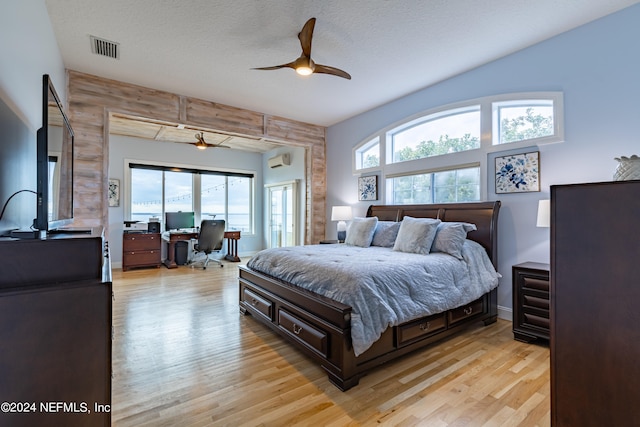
left=614, top=155, right=640, bottom=181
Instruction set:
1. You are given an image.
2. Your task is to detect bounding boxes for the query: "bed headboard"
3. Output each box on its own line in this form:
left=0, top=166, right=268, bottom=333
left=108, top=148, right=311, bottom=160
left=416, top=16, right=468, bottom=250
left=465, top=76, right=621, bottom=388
left=367, top=201, right=501, bottom=267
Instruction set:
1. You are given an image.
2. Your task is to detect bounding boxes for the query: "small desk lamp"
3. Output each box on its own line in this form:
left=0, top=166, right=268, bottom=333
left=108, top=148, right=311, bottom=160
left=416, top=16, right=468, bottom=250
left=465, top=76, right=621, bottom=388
left=536, top=199, right=550, bottom=228
left=331, top=206, right=352, bottom=243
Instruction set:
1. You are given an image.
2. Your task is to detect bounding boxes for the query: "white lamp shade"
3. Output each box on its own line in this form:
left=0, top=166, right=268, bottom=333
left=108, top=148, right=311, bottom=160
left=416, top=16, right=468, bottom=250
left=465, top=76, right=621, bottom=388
left=536, top=199, right=550, bottom=228
left=331, top=206, right=353, bottom=221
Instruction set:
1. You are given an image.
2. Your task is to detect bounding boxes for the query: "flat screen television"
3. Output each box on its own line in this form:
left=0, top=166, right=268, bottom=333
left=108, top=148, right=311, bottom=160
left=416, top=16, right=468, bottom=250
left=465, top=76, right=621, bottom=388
left=33, top=74, right=74, bottom=231
left=165, top=211, right=195, bottom=231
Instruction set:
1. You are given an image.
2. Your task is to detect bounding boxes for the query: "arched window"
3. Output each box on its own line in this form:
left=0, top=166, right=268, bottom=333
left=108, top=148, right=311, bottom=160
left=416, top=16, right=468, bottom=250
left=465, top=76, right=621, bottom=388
left=352, top=92, right=563, bottom=204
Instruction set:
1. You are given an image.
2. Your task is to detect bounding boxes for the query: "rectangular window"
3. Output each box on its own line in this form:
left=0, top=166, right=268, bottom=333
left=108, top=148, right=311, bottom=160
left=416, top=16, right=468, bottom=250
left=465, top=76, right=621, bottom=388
left=387, top=173, right=433, bottom=204
left=201, top=174, right=226, bottom=220
left=131, top=168, right=163, bottom=223
left=165, top=171, right=193, bottom=213
left=493, top=99, right=557, bottom=145
left=386, top=166, right=480, bottom=205
left=433, top=166, right=480, bottom=203
left=227, top=176, right=252, bottom=233
left=129, top=163, right=254, bottom=233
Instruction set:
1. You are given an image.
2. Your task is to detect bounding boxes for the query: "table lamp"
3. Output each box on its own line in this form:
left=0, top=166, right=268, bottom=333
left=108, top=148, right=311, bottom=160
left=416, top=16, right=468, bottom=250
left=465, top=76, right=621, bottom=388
left=331, top=206, right=352, bottom=243
left=536, top=199, right=550, bottom=228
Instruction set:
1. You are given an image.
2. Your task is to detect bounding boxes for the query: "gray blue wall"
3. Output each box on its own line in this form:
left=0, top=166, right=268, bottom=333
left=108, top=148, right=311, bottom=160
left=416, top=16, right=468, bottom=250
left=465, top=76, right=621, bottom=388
left=326, top=4, right=640, bottom=316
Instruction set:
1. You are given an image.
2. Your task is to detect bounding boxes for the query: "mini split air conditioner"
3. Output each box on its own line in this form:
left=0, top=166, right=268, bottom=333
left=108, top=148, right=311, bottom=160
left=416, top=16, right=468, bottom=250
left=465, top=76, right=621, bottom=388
left=268, top=153, right=290, bottom=168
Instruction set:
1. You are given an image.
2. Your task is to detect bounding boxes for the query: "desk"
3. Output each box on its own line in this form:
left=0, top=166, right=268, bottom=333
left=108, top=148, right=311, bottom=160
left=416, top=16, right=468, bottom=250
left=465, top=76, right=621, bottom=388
left=224, top=231, right=241, bottom=262
left=162, top=231, right=198, bottom=269
left=162, top=230, right=241, bottom=268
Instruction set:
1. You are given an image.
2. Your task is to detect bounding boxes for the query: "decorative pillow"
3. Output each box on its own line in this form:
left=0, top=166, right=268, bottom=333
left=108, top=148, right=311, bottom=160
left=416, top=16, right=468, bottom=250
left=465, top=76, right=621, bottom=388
left=371, top=221, right=401, bottom=247
left=345, top=217, right=378, bottom=247
left=392, top=216, right=441, bottom=254
left=431, top=222, right=477, bottom=259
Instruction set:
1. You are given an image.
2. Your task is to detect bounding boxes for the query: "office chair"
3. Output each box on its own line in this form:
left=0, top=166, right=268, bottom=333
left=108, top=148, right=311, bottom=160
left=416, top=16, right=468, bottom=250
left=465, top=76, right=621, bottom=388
left=190, top=219, right=225, bottom=269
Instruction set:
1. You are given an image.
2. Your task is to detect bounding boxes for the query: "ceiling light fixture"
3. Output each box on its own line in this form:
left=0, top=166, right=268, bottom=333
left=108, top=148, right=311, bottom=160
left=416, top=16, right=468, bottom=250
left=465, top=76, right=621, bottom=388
left=294, top=57, right=315, bottom=76
left=194, top=132, right=208, bottom=150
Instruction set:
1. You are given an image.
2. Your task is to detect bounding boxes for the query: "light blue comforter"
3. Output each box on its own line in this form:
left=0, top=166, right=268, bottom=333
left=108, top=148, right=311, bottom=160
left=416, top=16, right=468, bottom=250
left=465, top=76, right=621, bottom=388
left=246, top=240, right=500, bottom=356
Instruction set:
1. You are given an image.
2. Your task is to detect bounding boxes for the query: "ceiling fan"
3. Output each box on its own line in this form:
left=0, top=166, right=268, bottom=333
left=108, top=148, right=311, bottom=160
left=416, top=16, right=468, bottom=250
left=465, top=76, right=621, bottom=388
left=190, top=132, right=230, bottom=150
left=252, top=17, right=351, bottom=80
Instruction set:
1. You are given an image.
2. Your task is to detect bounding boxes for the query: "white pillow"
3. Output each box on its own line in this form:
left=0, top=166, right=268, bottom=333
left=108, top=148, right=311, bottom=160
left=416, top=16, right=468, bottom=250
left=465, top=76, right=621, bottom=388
left=393, top=216, right=441, bottom=254
left=431, top=222, right=477, bottom=259
left=345, top=217, right=378, bottom=247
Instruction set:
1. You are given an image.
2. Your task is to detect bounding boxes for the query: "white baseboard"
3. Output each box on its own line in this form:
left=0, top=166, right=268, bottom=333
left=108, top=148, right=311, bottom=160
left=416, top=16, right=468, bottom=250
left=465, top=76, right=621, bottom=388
left=497, top=305, right=512, bottom=322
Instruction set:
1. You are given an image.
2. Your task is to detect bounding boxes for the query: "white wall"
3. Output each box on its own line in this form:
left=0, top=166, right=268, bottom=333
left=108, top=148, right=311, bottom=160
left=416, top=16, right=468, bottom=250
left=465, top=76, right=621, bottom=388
left=0, top=0, right=66, bottom=232
left=108, top=134, right=265, bottom=266
left=326, top=4, right=640, bottom=317
left=0, top=0, right=65, bottom=130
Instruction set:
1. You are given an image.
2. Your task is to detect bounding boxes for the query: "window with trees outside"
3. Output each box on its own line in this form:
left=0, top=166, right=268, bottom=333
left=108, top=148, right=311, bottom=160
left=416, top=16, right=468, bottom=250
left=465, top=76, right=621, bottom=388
left=129, top=163, right=254, bottom=233
left=387, top=166, right=480, bottom=204
left=388, top=106, right=481, bottom=164
left=352, top=92, right=563, bottom=204
left=354, top=137, right=380, bottom=171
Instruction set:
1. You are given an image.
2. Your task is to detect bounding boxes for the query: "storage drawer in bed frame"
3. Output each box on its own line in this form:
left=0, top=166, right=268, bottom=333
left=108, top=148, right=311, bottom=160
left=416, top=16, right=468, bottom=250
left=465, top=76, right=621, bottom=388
left=241, top=287, right=273, bottom=321
left=396, top=313, right=446, bottom=347
left=278, top=309, right=328, bottom=357
left=448, top=297, right=485, bottom=325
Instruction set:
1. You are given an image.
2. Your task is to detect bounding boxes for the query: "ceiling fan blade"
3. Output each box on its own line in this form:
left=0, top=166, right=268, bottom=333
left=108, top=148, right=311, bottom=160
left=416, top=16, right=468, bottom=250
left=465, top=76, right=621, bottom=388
left=298, top=17, right=315, bottom=58
left=314, top=64, right=352, bottom=80
left=251, top=62, right=296, bottom=71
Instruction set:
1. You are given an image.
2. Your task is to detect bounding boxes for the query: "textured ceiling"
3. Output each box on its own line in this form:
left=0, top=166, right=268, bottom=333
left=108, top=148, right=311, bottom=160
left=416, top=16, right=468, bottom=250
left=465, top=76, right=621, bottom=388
left=46, top=0, right=638, bottom=129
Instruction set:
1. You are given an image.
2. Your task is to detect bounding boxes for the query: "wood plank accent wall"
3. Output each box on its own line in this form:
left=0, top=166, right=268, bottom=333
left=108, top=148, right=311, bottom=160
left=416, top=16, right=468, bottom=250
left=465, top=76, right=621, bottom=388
left=66, top=70, right=326, bottom=244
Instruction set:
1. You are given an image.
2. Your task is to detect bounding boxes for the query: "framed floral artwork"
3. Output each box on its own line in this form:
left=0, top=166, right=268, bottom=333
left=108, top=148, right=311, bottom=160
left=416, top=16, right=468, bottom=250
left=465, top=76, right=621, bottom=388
left=108, top=178, right=120, bottom=207
left=495, top=151, right=540, bottom=194
left=358, top=175, right=378, bottom=201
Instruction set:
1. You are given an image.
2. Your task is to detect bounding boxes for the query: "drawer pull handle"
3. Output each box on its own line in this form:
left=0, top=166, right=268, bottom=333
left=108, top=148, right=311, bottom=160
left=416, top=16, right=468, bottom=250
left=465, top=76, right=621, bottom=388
left=419, top=321, right=431, bottom=331
left=464, top=307, right=473, bottom=315
left=250, top=298, right=259, bottom=306
left=292, top=324, right=303, bottom=335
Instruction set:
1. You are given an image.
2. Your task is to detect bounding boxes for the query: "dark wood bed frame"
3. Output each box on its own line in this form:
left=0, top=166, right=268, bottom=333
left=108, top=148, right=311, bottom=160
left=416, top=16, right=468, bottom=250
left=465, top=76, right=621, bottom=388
left=238, top=201, right=501, bottom=391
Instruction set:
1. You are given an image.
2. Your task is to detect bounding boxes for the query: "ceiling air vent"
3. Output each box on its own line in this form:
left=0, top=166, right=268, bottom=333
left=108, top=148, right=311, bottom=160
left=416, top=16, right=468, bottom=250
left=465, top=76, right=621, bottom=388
left=90, top=36, right=120, bottom=59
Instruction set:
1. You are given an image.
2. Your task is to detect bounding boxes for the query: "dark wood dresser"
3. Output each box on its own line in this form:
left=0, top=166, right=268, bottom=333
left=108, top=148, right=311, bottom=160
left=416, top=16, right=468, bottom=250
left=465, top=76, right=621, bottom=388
left=122, top=231, right=161, bottom=271
left=0, top=228, right=112, bottom=427
left=512, top=262, right=549, bottom=343
left=551, top=180, right=640, bottom=426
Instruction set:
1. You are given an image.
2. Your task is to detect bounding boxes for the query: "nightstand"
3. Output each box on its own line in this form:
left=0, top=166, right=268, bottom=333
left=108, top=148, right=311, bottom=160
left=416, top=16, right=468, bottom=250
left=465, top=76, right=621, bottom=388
left=512, top=262, right=550, bottom=343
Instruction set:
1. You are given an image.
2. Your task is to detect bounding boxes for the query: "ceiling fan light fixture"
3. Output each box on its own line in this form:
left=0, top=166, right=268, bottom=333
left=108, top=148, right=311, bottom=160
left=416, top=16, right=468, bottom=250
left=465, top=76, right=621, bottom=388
left=294, top=56, right=315, bottom=76
left=194, top=132, right=208, bottom=149
left=296, top=66, right=314, bottom=76
left=295, top=66, right=313, bottom=76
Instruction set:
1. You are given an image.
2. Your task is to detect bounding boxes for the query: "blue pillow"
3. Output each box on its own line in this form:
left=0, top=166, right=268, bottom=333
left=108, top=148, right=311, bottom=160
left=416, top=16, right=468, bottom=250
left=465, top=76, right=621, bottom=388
left=393, top=216, right=441, bottom=254
left=371, top=221, right=401, bottom=247
left=430, top=222, right=477, bottom=259
left=345, top=217, right=378, bottom=247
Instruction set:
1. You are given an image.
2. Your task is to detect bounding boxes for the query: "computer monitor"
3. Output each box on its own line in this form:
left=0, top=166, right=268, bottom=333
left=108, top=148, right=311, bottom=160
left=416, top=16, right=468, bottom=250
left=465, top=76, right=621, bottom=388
left=165, top=211, right=195, bottom=231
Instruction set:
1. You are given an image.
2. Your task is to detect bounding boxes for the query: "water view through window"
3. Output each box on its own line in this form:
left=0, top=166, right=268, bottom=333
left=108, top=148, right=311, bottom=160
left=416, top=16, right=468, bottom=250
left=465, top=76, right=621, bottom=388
left=130, top=166, right=253, bottom=233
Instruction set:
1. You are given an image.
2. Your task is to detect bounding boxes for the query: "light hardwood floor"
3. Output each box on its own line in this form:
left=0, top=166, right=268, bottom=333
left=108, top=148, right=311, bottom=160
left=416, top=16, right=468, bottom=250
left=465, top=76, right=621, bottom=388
left=111, top=262, right=550, bottom=426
